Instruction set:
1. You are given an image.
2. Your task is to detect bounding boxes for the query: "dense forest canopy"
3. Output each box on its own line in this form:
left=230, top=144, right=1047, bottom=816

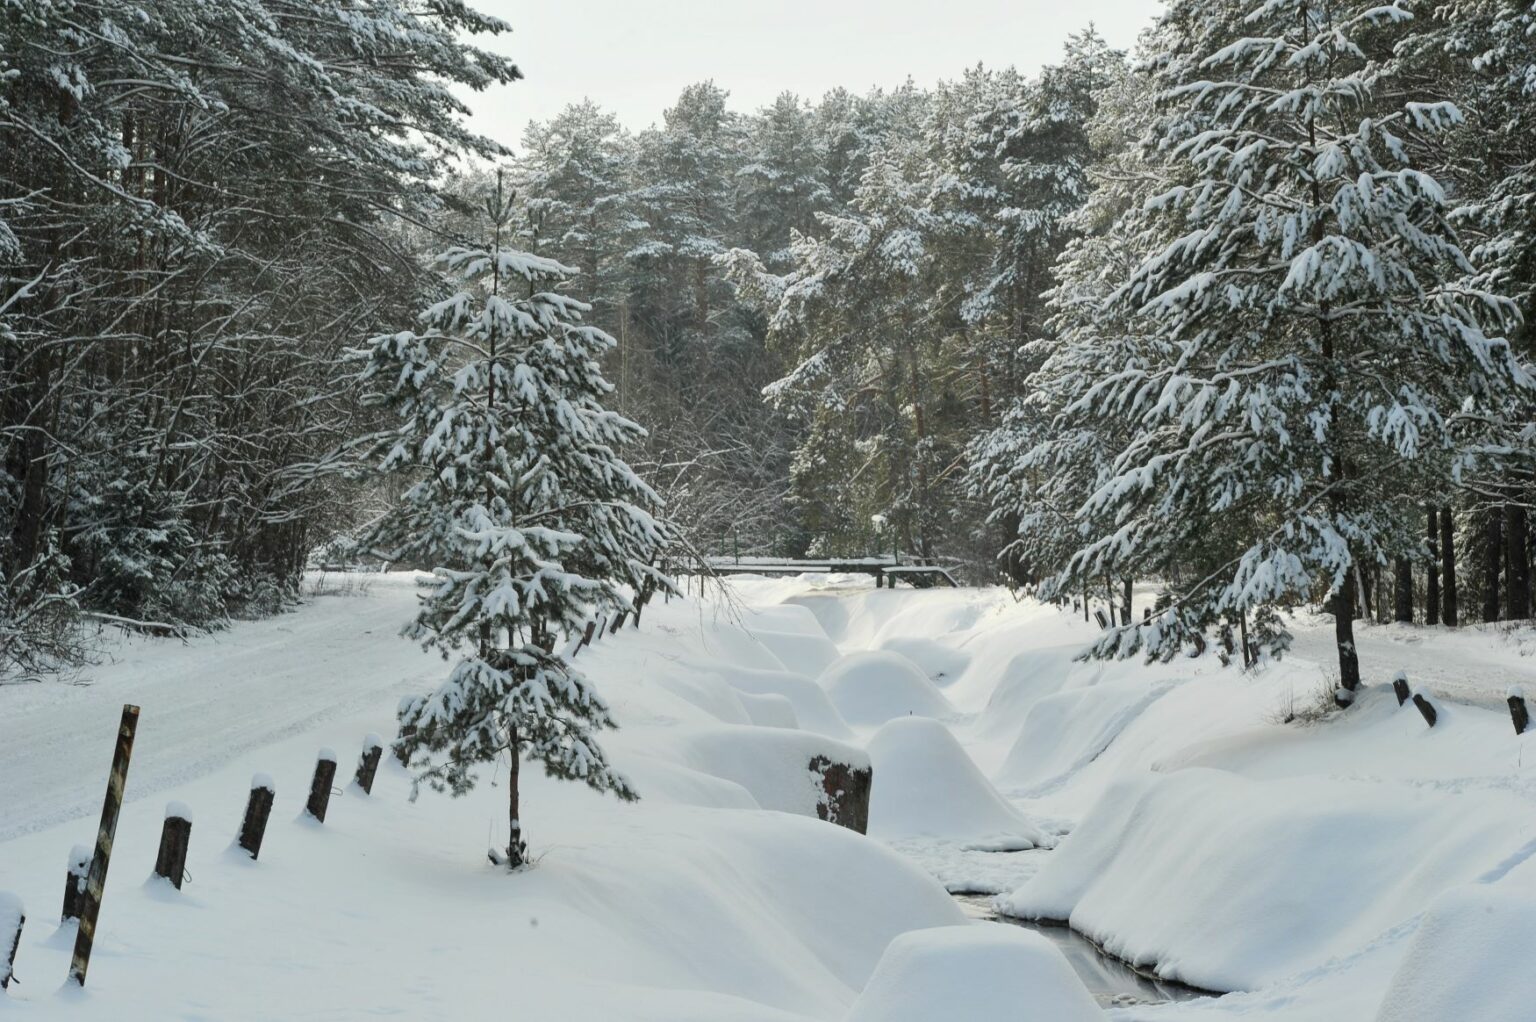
left=7, top=0, right=1536, bottom=695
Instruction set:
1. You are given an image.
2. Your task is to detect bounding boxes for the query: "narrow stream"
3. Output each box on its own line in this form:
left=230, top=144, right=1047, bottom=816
left=953, top=895, right=1219, bottom=1009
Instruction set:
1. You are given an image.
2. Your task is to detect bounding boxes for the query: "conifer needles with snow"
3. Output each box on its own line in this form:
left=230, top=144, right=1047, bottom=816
left=357, top=177, right=669, bottom=866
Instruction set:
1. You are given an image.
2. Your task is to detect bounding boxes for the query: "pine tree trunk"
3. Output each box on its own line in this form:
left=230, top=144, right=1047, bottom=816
left=1506, top=505, right=1530, bottom=620
left=506, top=725, right=524, bottom=868
left=1426, top=508, right=1441, bottom=625
left=1484, top=509, right=1503, bottom=623
left=1334, top=570, right=1361, bottom=693
left=1393, top=557, right=1413, bottom=623
left=1439, top=505, right=1458, bottom=626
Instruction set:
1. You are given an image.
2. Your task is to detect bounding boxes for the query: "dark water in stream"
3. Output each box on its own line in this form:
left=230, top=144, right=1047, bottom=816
left=953, top=895, right=1218, bottom=1009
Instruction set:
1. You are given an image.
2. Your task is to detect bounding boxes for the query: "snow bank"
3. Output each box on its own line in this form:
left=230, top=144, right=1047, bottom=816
left=818, top=652, right=953, bottom=726
left=1373, top=882, right=1536, bottom=1022
left=844, top=924, right=1101, bottom=1022
left=999, top=768, right=1533, bottom=991
left=675, top=726, right=869, bottom=818
left=994, top=680, right=1172, bottom=795
left=866, top=718, right=1045, bottom=848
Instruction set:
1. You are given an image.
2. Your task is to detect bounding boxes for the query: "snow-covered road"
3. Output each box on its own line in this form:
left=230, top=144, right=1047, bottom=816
left=0, top=577, right=436, bottom=841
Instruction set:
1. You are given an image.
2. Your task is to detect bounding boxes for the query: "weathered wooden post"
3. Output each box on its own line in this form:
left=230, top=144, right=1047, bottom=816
left=354, top=735, right=383, bottom=794
left=305, top=749, right=338, bottom=822
left=154, top=803, right=193, bottom=890
left=61, top=845, right=90, bottom=922
left=1393, top=671, right=1411, bottom=706
left=611, top=610, right=629, bottom=634
left=69, top=703, right=140, bottom=987
left=238, top=775, right=276, bottom=860
left=0, top=893, right=21, bottom=991
left=574, top=621, right=596, bottom=656
left=1509, top=686, right=1529, bottom=736
left=1093, top=608, right=1109, bottom=629
left=1412, top=692, right=1438, bottom=728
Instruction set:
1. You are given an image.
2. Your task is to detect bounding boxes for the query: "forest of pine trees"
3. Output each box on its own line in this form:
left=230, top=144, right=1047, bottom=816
left=8, top=0, right=1536, bottom=697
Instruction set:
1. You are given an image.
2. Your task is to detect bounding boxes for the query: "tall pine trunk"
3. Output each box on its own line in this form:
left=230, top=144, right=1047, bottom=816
left=1484, top=509, right=1503, bottom=623
left=1439, top=505, right=1458, bottom=627
left=1333, top=570, right=1361, bottom=695
left=1393, top=557, right=1413, bottom=623
left=1506, top=504, right=1530, bottom=620
left=1426, top=508, right=1441, bottom=625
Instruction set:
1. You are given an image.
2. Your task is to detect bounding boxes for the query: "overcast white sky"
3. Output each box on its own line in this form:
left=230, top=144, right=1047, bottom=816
left=462, top=0, right=1164, bottom=151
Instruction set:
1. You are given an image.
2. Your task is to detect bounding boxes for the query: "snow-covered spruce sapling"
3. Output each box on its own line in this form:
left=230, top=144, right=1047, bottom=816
left=357, top=176, right=668, bottom=867
left=1039, top=0, right=1529, bottom=692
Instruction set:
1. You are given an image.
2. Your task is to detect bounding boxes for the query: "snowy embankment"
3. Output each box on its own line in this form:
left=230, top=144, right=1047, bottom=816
left=765, top=578, right=1536, bottom=1021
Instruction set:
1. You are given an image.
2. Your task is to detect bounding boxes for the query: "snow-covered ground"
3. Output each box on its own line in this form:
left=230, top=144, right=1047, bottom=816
left=2, top=573, right=1533, bottom=1019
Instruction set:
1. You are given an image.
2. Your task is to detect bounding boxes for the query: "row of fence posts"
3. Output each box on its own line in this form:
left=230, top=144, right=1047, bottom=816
left=2, top=603, right=651, bottom=994
left=0, top=710, right=388, bottom=993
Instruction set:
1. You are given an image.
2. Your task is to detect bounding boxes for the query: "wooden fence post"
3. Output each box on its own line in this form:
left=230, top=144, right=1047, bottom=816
left=1412, top=692, right=1438, bottom=728
left=61, top=845, right=90, bottom=922
left=69, top=703, right=139, bottom=987
left=239, top=775, right=276, bottom=860
left=306, top=749, right=338, bottom=822
left=354, top=735, right=383, bottom=795
left=154, top=803, right=193, bottom=890
left=574, top=621, right=595, bottom=657
left=611, top=610, right=628, bottom=634
left=1, top=893, right=21, bottom=991
left=1509, top=686, right=1530, bottom=736
left=1393, top=672, right=1411, bottom=706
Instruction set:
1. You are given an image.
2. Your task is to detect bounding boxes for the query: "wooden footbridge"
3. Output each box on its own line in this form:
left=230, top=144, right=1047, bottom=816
left=699, top=555, right=958, bottom=588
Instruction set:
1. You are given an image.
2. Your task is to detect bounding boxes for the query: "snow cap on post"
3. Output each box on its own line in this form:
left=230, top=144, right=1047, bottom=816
left=317, top=747, right=337, bottom=764
left=251, top=772, right=276, bottom=794
left=68, top=845, right=92, bottom=877
left=164, top=801, right=193, bottom=822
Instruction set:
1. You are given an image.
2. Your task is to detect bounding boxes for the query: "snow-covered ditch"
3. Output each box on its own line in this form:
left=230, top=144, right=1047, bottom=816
left=3, top=572, right=1534, bottom=1019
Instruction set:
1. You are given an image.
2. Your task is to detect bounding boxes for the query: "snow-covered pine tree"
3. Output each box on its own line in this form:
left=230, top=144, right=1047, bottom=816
left=1046, top=0, right=1529, bottom=693
left=358, top=176, right=669, bottom=866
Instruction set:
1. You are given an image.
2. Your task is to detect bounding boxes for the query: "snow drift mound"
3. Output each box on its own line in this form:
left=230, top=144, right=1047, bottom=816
left=866, top=717, right=1046, bottom=848
left=876, top=636, right=970, bottom=687
left=999, top=768, right=1532, bottom=992
left=717, top=665, right=854, bottom=739
left=844, top=925, right=1100, bottom=1022
left=750, top=626, right=841, bottom=679
left=818, top=651, right=953, bottom=726
left=675, top=725, right=869, bottom=819
left=1373, top=883, right=1536, bottom=1022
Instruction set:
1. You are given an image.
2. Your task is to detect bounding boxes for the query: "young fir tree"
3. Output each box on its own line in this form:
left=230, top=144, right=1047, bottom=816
left=1041, top=0, right=1529, bottom=693
left=359, top=178, right=668, bottom=867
